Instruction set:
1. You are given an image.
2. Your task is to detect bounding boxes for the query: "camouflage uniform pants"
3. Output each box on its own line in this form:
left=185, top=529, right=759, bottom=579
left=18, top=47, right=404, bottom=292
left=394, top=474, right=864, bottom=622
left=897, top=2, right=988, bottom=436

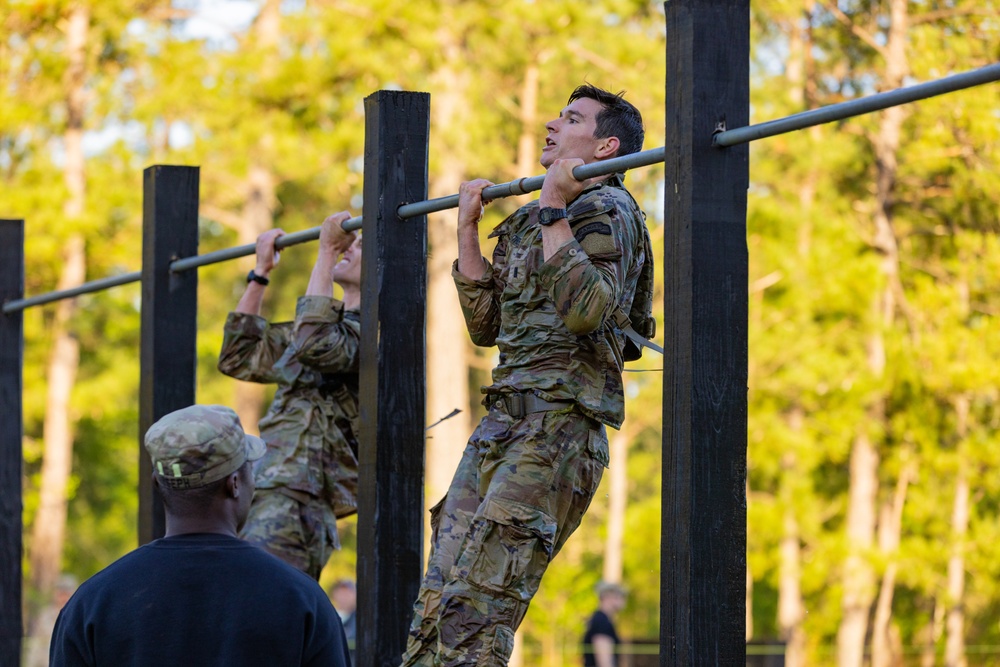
left=401, top=405, right=608, bottom=666
left=239, top=488, right=339, bottom=580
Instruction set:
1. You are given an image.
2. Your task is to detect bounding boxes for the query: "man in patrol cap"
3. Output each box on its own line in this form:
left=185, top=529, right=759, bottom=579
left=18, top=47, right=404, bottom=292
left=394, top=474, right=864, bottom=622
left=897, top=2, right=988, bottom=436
left=49, top=404, right=350, bottom=667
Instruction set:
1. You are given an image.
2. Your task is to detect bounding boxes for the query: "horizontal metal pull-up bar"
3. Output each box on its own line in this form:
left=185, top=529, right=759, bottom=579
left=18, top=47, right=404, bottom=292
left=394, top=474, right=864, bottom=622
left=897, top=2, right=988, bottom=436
left=8, top=61, right=997, bottom=315
left=396, top=147, right=667, bottom=220
left=3, top=271, right=142, bottom=313
left=714, top=61, right=1000, bottom=147
left=3, top=150, right=665, bottom=314
left=1, top=217, right=363, bottom=314
left=169, top=216, right=362, bottom=273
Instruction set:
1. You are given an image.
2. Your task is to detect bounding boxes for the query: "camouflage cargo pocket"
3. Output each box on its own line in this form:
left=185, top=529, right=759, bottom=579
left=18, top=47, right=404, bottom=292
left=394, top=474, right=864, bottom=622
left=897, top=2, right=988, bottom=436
left=587, top=427, right=610, bottom=468
left=456, top=497, right=557, bottom=601
left=480, top=624, right=515, bottom=666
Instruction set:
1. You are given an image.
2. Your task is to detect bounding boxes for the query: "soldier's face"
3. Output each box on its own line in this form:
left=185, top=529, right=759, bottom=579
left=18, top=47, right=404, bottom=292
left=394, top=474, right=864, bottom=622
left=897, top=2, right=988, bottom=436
left=333, top=236, right=362, bottom=289
left=541, top=97, right=605, bottom=168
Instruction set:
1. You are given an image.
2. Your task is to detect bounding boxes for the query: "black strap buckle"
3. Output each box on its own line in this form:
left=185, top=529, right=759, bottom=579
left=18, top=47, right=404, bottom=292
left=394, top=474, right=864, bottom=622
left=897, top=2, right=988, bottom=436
left=489, top=393, right=526, bottom=418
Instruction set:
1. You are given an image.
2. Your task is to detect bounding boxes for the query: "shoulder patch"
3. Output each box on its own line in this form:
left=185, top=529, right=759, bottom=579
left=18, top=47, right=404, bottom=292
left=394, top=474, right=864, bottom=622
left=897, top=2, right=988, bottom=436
left=574, top=220, right=611, bottom=239
left=574, top=218, right=618, bottom=256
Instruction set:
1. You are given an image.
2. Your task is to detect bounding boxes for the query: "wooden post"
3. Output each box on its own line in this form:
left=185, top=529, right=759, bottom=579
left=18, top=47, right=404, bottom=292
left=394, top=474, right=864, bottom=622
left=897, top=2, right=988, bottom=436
left=139, top=166, right=200, bottom=545
left=356, top=90, right=430, bottom=667
left=0, top=220, right=24, bottom=667
left=662, top=1, right=750, bottom=665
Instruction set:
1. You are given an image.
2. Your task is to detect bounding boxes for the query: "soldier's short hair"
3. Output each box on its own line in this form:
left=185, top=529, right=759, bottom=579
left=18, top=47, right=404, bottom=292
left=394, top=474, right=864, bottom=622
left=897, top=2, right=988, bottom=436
left=157, top=460, right=252, bottom=513
left=568, top=84, right=645, bottom=158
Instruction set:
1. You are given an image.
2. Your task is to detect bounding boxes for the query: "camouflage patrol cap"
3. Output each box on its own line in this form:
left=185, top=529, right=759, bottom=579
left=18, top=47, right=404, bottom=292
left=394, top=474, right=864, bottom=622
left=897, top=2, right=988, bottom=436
left=144, top=404, right=266, bottom=489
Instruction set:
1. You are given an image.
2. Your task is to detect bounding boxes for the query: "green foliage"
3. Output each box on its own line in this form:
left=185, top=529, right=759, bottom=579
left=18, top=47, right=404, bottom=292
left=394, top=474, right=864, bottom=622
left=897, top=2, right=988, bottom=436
left=745, top=0, right=1000, bottom=662
left=7, top=0, right=1000, bottom=662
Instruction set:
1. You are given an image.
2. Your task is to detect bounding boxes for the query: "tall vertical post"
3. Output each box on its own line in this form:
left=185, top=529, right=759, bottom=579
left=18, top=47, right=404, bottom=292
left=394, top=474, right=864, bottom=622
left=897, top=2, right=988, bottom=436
left=662, top=1, right=750, bottom=665
left=357, top=90, right=430, bottom=667
left=0, top=220, right=24, bottom=667
left=139, top=166, right=200, bottom=545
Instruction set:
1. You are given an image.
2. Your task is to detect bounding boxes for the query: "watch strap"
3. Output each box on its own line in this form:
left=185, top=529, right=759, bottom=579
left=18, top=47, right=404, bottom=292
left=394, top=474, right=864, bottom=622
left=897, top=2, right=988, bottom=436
left=247, top=269, right=270, bottom=286
left=538, top=207, right=567, bottom=227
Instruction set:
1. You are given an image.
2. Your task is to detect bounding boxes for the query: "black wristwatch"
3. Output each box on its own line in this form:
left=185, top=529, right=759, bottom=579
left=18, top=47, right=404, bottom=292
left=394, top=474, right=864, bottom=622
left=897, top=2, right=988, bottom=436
left=247, top=270, right=270, bottom=286
left=538, top=207, right=567, bottom=227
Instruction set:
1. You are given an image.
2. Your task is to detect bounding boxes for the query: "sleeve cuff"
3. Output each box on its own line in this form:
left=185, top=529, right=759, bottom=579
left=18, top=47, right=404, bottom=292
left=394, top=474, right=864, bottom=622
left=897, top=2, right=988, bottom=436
left=451, top=258, right=493, bottom=287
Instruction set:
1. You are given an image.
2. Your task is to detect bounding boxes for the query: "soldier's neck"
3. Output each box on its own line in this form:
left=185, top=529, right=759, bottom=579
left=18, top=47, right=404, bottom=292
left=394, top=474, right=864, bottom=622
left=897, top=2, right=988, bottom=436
left=342, top=288, right=361, bottom=312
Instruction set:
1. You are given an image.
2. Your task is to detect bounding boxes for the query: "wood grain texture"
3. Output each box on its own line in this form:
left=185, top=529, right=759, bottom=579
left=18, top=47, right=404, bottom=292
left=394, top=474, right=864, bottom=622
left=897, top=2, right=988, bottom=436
left=139, top=166, right=200, bottom=545
left=0, top=220, right=24, bottom=667
left=356, top=90, right=430, bottom=667
left=662, top=1, right=750, bottom=664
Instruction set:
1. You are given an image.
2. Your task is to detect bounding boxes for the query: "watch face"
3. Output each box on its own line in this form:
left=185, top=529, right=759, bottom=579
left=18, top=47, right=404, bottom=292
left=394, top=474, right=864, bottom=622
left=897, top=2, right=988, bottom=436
left=539, top=207, right=566, bottom=226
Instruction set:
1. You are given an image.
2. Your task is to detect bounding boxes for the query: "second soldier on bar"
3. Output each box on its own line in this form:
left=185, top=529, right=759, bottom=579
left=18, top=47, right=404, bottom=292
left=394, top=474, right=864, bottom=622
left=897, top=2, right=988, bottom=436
left=217, top=212, right=362, bottom=580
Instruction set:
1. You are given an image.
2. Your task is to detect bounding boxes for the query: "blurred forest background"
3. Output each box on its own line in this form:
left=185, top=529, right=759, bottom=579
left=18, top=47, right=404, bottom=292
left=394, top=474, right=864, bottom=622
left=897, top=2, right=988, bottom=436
left=3, top=0, right=1000, bottom=665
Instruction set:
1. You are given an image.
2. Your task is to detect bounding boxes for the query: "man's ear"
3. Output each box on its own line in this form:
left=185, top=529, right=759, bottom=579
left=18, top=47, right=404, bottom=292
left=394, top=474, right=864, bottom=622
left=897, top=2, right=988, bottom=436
left=227, top=472, right=241, bottom=499
left=595, top=136, right=620, bottom=160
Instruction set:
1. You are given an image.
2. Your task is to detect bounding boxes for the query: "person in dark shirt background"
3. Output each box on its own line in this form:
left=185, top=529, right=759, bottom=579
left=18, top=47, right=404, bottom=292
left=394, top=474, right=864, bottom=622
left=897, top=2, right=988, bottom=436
left=582, top=581, right=627, bottom=667
left=330, top=579, right=357, bottom=663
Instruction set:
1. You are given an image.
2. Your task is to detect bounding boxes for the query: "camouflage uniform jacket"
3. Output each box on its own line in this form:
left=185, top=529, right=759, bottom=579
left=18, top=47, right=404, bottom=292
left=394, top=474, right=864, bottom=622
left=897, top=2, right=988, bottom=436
left=453, top=173, right=647, bottom=429
left=218, top=295, right=361, bottom=517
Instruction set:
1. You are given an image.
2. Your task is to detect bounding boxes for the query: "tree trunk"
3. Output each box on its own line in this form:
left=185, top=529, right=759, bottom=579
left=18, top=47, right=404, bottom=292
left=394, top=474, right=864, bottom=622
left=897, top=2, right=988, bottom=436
left=779, top=409, right=806, bottom=667
left=945, top=395, right=969, bottom=667
left=29, top=2, right=89, bottom=609
left=508, top=634, right=523, bottom=667
left=228, top=0, right=283, bottom=434
left=603, top=425, right=630, bottom=585
left=945, top=472, right=968, bottom=667
left=424, top=31, right=473, bottom=520
left=254, top=0, right=280, bottom=44
left=778, top=502, right=805, bottom=664
left=512, top=62, right=541, bottom=207
left=920, top=599, right=944, bottom=667
left=837, top=430, right=879, bottom=667
left=838, top=3, right=909, bottom=664
left=776, top=14, right=816, bottom=661
left=871, top=462, right=913, bottom=667
left=230, top=162, right=277, bottom=435
left=30, top=242, right=84, bottom=601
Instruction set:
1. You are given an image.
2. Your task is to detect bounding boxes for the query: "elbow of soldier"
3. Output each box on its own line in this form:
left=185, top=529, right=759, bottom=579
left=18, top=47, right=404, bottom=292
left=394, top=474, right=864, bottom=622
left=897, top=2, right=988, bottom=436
left=561, top=293, right=613, bottom=335
left=562, top=312, right=602, bottom=336
left=469, top=331, right=497, bottom=347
